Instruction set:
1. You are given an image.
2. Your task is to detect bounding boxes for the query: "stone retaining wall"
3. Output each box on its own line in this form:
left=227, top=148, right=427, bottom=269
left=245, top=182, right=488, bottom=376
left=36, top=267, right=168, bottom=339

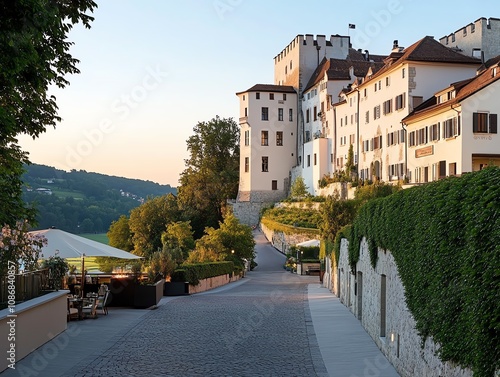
left=335, top=237, right=473, bottom=377
left=260, top=222, right=316, bottom=254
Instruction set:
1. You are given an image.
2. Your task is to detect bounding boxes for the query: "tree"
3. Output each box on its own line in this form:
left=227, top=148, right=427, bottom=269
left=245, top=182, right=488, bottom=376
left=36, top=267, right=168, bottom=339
left=0, top=0, right=97, bottom=226
left=128, top=194, right=180, bottom=258
left=80, top=218, right=94, bottom=233
left=345, top=143, right=355, bottom=180
left=147, top=249, right=176, bottom=281
left=0, top=221, right=47, bottom=274
left=0, top=142, right=36, bottom=225
left=290, top=177, right=309, bottom=199
left=319, top=193, right=360, bottom=242
left=215, top=213, right=255, bottom=261
left=161, top=221, right=195, bottom=264
left=177, top=116, right=239, bottom=237
left=107, top=215, right=133, bottom=251
left=188, top=213, right=255, bottom=267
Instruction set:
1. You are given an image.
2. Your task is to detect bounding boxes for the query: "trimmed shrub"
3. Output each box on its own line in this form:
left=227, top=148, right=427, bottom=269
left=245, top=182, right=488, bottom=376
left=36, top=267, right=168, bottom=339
left=171, top=261, right=235, bottom=285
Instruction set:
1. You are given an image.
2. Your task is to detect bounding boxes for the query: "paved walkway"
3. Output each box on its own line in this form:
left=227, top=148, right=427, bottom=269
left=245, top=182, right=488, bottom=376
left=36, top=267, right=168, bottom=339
left=308, top=284, right=399, bottom=377
left=1, top=231, right=399, bottom=377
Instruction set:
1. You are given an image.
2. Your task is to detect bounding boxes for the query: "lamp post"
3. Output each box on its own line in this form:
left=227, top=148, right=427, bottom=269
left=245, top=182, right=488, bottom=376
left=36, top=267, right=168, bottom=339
left=296, top=249, right=299, bottom=274
left=300, top=251, right=303, bottom=275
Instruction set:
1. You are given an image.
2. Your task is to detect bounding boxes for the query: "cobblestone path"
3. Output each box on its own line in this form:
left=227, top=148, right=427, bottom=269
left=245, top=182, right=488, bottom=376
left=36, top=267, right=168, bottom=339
left=64, top=233, right=326, bottom=377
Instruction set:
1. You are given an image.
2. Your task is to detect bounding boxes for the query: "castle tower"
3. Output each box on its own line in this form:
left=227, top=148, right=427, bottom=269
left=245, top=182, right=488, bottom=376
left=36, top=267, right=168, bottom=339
left=274, top=34, right=350, bottom=95
left=439, top=17, right=500, bottom=61
left=233, top=84, right=297, bottom=226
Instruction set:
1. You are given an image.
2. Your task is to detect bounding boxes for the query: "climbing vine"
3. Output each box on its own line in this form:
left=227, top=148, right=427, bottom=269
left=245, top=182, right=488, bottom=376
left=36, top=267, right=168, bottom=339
left=345, top=167, right=500, bottom=377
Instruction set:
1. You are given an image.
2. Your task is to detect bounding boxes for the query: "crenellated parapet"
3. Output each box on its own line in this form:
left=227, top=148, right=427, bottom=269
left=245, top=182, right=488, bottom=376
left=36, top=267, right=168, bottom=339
left=274, top=34, right=350, bottom=92
left=439, top=17, right=500, bottom=61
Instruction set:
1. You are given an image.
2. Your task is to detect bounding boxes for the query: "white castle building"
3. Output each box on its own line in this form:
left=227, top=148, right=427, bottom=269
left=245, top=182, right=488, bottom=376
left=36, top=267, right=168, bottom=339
left=232, top=18, right=500, bottom=225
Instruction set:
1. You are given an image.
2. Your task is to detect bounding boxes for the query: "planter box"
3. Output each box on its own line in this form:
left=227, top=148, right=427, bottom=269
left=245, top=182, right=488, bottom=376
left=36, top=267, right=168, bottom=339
left=107, top=278, right=164, bottom=308
left=163, top=281, right=189, bottom=296
left=133, top=280, right=164, bottom=308
left=108, top=277, right=136, bottom=307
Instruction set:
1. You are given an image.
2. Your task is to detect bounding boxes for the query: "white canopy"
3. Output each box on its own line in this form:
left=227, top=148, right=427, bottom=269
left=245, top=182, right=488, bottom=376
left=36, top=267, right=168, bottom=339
left=30, top=228, right=141, bottom=260
left=296, top=239, right=320, bottom=247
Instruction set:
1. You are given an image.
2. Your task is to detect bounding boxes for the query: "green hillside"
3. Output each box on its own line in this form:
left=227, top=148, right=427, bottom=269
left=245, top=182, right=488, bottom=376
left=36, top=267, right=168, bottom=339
left=22, top=164, right=177, bottom=234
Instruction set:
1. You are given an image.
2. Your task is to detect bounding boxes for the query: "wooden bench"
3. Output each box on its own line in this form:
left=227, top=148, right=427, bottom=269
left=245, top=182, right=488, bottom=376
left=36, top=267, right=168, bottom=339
left=306, top=267, right=320, bottom=276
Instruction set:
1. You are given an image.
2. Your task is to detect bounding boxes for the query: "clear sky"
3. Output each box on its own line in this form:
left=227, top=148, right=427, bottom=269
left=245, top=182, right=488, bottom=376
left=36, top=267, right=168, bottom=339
left=17, top=0, right=498, bottom=186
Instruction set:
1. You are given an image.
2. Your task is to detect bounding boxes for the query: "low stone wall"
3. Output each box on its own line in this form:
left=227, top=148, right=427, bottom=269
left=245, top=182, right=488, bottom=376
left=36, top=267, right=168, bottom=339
left=274, top=202, right=322, bottom=210
left=0, top=290, right=68, bottom=372
left=260, top=223, right=316, bottom=254
left=335, top=237, right=473, bottom=377
left=231, top=190, right=287, bottom=226
left=316, top=181, right=356, bottom=199
left=188, top=273, right=241, bottom=294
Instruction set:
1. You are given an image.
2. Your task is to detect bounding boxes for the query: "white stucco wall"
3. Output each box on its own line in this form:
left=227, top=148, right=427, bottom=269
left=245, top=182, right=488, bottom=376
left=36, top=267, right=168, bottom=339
left=337, top=60, right=479, bottom=182
left=237, top=89, right=297, bottom=193
left=406, top=76, right=500, bottom=181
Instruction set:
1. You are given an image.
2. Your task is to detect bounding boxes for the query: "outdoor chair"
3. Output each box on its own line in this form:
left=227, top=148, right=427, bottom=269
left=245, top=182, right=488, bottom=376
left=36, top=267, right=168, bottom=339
left=96, top=290, right=111, bottom=315
left=82, top=297, right=98, bottom=319
left=67, top=298, right=79, bottom=321
left=98, top=283, right=108, bottom=297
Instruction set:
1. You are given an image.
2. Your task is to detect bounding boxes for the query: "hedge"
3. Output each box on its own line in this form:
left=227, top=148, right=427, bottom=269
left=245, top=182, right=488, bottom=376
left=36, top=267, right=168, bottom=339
left=171, top=261, right=235, bottom=285
left=261, top=207, right=322, bottom=229
left=346, top=167, right=500, bottom=377
left=260, top=217, right=320, bottom=237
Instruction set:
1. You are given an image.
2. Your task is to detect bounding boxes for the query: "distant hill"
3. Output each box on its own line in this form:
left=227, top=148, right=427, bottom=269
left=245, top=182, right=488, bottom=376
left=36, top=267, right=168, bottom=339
left=22, top=164, right=177, bottom=233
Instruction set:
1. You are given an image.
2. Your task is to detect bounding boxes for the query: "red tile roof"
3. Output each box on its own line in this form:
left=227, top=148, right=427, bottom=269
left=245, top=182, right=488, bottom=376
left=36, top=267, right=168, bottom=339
left=360, top=36, right=481, bottom=87
left=303, top=55, right=385, bottom=93
left=403, top=56, right=500, bottom=123
left=236, top=84, right=296, bottom=95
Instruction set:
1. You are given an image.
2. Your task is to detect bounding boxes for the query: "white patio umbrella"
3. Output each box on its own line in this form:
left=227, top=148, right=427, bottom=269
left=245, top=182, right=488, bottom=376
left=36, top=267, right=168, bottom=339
left=30, top=228, right=141, bottom=294
left=30, top=228, right=141, bottom=260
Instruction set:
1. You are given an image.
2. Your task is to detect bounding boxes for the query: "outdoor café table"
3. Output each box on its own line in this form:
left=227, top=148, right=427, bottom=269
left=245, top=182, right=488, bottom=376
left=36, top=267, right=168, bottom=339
left=68, top=297, right=84, bottom=320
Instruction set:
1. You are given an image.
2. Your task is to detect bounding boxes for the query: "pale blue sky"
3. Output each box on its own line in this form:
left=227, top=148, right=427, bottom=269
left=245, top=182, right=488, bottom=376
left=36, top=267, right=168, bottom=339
left=18, top=0, right=499, bottom=185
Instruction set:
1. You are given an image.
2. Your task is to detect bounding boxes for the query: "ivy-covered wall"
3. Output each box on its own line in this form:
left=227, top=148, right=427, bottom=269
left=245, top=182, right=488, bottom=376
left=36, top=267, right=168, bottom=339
left=344, top=167, right=499, bottom=377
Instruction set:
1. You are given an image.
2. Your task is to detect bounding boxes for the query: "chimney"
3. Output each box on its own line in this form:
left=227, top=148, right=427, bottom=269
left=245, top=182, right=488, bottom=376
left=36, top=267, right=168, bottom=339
left=393, top=40, right=399, bottom=49
left=364, top=50, right=370, bottom=61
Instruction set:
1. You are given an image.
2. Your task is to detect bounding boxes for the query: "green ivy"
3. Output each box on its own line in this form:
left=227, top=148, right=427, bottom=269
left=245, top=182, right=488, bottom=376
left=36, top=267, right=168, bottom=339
left=260, top=217, right=320, bottom=237
left=333, top=225, right=351, bottom=269
left=346, top=167, right=500, bottom=377
left=261, top=207, right=322, bottom=229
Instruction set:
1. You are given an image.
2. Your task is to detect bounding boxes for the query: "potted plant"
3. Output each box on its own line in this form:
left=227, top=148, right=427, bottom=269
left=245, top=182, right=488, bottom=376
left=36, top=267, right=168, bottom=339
left=41, top=256, right=69, bottom=291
